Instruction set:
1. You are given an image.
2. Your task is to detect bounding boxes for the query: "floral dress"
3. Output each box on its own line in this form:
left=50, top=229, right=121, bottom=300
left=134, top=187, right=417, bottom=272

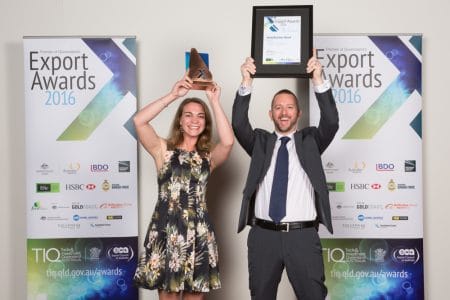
left=134, top=148, right=221, bottom=292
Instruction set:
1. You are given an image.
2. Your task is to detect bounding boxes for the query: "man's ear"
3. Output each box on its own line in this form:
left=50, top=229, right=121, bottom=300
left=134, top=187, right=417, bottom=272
left=269, top=109, right=273, bottom=121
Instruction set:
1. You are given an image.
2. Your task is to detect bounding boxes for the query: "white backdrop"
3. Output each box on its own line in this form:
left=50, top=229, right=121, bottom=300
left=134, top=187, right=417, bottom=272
left=1, top=0, right=449, bottom=299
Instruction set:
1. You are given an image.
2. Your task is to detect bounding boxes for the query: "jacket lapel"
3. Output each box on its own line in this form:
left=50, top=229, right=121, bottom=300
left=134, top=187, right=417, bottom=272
left=294, top=131, right=304, bottom=165
left=262, top=133, right=277, bottom=176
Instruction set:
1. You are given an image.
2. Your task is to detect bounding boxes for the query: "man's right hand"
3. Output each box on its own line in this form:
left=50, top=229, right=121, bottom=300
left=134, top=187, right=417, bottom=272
left=240, top=57, right=256, bottom=87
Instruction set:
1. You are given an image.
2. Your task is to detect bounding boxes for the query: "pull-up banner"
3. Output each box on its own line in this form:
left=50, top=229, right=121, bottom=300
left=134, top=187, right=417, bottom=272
left=24, top=36, right=139, bottom=300
left=310, top=35, right=424, bottom=299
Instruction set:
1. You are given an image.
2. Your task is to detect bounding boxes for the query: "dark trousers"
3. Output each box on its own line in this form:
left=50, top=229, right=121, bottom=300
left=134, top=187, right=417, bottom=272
left=247, top=225, right=327, bottom=300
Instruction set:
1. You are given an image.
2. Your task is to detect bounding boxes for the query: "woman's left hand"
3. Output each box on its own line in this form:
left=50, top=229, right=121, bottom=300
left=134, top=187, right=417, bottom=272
left=205, top=82, right=221, bottom=103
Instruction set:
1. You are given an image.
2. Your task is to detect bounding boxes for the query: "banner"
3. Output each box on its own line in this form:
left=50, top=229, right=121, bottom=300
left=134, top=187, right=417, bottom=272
left=311, top=35, right=423, bottom=299
left=24, top=37, right=138, bottom=299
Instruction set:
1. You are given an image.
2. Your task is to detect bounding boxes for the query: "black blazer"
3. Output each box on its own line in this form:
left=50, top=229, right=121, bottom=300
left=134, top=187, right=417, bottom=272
left=232, top=89, right=339, bottom=234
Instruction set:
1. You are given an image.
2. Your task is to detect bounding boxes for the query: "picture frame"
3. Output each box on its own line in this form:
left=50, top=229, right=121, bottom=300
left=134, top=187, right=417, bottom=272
left=251, top=5, right=313, bottom=78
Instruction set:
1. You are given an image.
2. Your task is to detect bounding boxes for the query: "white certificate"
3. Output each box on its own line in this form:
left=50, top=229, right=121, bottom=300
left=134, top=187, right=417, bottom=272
left=262, top=16, right=301, bottom=65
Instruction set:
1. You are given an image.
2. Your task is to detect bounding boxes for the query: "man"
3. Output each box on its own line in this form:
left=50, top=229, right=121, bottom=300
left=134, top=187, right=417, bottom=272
left=232, top=52, right=338, bottom=300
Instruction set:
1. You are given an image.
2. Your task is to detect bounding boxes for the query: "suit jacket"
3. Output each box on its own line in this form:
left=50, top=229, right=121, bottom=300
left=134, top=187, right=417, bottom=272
left=232, top=89, right=339, bottom=234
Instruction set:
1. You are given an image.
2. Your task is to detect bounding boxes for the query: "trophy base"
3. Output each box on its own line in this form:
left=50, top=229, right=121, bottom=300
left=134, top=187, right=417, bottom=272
left=192, top=80, right=214, bottom=90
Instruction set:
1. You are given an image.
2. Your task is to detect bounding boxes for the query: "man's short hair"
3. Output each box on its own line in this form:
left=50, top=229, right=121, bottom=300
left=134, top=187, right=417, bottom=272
left=271, top=89, right=300, bottom=110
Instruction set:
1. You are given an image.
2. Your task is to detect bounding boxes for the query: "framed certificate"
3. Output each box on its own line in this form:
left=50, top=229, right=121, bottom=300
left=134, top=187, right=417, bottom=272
left=251, top=5, right=313, bottom=78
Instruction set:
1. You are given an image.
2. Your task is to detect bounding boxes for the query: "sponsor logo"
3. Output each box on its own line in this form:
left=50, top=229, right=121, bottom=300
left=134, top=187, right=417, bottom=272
left=85, top=247, right=102, bottom=261
left=392, top=216, right=409, bottom=221
left=388, top=179, right=415, bottom=191
left=31, top=201, right=46, bottom=210
left=392, top=248, right=420, bottom=264
left=376, top=163, right=395, bottom=171
left=57, top=223, right=81, bottom=230
left=65, top=183, right=96, bottom=191
left=107, top=246, right=134, bottom=262
left=112, top=183, right=129, bottom=190
left=102, top=180, right=110, bottom=191
left=40, top=216, right=68, bottom=221
left=324, top=162, right=339, bottom=174
left=342, top=223, right=365, bottom=230
left=90, top=164, right=109, bottom=172
left=106, top=215, right=123, bottom=220
left=73, top=214, right=98, bottom=221
left=375, top=223, right=397, bottom=229
left=335, top=203, right=354, bottom=209
left=370, top=248, right=387, bottom=263
left=348, top=161, right=366, bottom=173
left=358, top=214, right=383, bottom=221
left=99, top=203, right=132, bottom=209
left=36, top=163, right=54, bottom=175
left=356, top=202, right=383, bottom=210
left=63, top=162, right=80, bottom=175
left=36, top=183, right=60, bottom=193
left=90, top=223, right=111, bottom=228
left=405, top=160, right=416, bottom=172
left=388, top=179, right=397, bottom=191
left=332, top=215, right=353, bottom=221
left=119, top=161, right=131, bottom=172
left=350, top=183, right=370, bottom=190
left=327, top=182, right=345, bottom=192
left=371, top=183, right=381, bottom=189
left=397, top=183, right=416, bottom=190
left=385, top=203, right=418, bottom=209
left=72, top=203, right=98, bottom=210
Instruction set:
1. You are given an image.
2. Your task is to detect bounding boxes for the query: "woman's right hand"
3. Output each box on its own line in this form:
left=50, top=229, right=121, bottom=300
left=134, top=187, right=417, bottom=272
left=170, top=73, right=193, bottom=99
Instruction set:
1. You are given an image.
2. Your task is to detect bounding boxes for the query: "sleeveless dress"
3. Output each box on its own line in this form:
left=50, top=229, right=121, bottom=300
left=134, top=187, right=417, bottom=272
left=134, top=148, right=221, bottom=292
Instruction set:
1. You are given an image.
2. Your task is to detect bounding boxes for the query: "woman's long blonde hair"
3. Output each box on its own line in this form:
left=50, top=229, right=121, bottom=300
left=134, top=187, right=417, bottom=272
left=166, top=97, right=212, bottom=156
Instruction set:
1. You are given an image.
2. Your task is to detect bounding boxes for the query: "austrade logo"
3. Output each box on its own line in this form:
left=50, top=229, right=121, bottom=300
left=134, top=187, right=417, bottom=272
left=327, top=182, right=345, bottom=192
left=36, top=183, right=60, bottom=193
left=376, top=163, right=395, bottom=171
left=107, top=245, right=134, bottom=262
left=90, top=164, right=109, bottom=172
left=405, top=160, right=416, bottom=172
left=36, top=162, right=54, bottom=175
left=392, top=247, right=420, bottom=264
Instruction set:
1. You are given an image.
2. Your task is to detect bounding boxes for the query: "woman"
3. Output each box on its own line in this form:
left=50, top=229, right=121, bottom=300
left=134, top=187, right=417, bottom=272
left=133, top=74, right=234, bottom=300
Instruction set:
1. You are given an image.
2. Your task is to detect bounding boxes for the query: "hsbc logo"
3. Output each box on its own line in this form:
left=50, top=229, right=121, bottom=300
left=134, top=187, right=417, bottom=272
left=371, top=183, right=381, bottom=189
left=65, top=183, right=96, bottom=191
left=351, top=183, right=370, bottom=190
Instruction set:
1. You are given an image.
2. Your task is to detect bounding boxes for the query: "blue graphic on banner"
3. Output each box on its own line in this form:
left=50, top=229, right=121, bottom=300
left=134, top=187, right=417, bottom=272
left=58, top=38, right=137, bottom=141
